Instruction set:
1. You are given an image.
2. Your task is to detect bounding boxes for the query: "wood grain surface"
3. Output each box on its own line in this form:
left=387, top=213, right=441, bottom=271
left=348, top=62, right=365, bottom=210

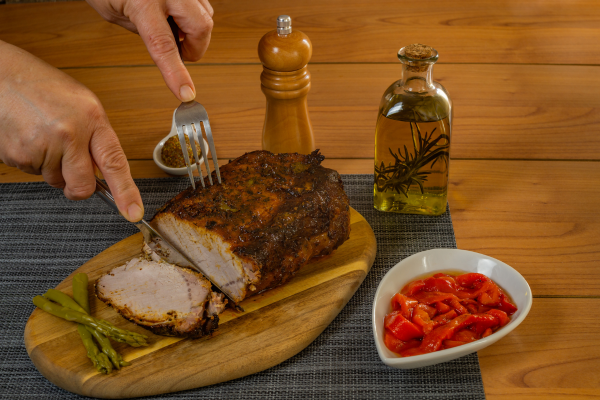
left=3, top=0, right=600, bottom=398
left=24, top=208, right=376, bottom=398
left=480, top=298, right=600, bottom=399
left=3, top=1, right=600, bottom=66
left=41, top=63, right=600, bottom=160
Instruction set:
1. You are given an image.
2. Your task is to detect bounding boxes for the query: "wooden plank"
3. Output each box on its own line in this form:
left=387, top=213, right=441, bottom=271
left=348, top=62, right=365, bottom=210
left=53, top=64, right=600, bottom=160
left=449, top=160, right=600, bottom=297
left=2, top=1, right=600, bottom=66
left=4, top=159, right=600, bottom=296
left=480, top=298, right=600, bottom=398
left=24, top=209, right=376, bottom=398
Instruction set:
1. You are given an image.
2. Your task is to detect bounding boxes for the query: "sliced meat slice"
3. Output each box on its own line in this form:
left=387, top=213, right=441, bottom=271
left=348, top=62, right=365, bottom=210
left=96, top=250, right=225, bottom=338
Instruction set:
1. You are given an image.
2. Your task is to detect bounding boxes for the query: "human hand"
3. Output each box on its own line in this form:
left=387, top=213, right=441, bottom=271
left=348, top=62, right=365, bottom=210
left=0, top=41, right=144, bottom=222
left=86, top=0, right=214, bottom=102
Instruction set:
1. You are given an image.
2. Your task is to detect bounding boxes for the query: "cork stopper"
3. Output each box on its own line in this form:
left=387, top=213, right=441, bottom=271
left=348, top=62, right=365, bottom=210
left=398, top=43, right=438, bottom=72
left=404, top=43, right=433, bottom=60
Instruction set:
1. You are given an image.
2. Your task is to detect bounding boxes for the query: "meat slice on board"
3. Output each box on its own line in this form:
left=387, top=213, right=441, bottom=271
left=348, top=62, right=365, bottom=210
left=96, top=244, right=225, bottom=338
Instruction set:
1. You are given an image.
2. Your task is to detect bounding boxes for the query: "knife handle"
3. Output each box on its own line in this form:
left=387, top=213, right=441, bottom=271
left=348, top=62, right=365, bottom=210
left=94, top=176, right=120, bottom=215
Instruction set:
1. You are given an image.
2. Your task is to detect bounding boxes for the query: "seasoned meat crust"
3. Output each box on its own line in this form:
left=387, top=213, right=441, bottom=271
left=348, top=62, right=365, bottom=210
left=151, top=150, right=351, bottom=300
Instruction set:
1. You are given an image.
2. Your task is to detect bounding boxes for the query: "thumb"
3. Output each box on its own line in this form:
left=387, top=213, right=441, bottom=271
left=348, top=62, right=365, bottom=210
left=90, top=126, right=144, bottom=222
left=129, top=2, right=196, bottom=102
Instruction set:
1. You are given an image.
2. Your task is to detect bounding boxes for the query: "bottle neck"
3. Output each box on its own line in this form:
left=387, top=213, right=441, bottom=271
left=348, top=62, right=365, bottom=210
left=400, top=63, right=435, bottom=93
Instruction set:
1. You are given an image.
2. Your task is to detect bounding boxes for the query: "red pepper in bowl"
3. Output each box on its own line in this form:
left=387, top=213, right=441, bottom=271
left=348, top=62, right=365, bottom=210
left=384, top=272, right=518, bottom=357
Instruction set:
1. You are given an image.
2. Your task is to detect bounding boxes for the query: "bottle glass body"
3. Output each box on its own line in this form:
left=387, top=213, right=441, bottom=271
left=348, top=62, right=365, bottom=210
left=374, top=48, right=452, bottom=215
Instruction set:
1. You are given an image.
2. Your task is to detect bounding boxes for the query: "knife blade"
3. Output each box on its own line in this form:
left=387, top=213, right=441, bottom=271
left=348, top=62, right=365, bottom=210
left=94, top=177, right=243, bottom=310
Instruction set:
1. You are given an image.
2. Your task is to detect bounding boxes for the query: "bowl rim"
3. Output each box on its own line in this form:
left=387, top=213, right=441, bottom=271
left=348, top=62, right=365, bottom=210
left=152, top=110, right=209, bottom=175
left=372, top=248, right=533, bottom=368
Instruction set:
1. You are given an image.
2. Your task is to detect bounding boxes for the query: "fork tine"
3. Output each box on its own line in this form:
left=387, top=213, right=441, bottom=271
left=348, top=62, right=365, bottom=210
left=201, top=118, right=221, bottom=184
left=176, top=124, right=195, bottom=189
left=195, top=122, right=213, bottom=185
left=186, top=124, right=205, bottom=188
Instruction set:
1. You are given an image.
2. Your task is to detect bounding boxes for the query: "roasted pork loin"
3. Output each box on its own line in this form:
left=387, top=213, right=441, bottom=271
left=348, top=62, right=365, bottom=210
left=96, top=245, right=225, bottom=338
left=150, top=150, right=351, bottom=303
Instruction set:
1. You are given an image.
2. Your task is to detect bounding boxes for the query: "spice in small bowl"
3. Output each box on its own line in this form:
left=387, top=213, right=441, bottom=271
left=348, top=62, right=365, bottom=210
left=161, top=135, right=202, bottom=169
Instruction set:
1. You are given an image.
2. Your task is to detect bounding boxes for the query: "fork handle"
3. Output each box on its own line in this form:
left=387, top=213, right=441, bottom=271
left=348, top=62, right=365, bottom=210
left=94, top=176, right=120, bottom=215
left=167, top=16, right=183, bottom=59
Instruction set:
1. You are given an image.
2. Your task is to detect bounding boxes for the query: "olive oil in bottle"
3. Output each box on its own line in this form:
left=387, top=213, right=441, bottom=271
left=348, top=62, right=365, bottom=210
left=374, top=44, right=452, bottom=216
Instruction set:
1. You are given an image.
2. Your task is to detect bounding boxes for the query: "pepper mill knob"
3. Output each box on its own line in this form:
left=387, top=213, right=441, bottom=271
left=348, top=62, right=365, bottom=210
left=258, top=15, right=315, bottom=154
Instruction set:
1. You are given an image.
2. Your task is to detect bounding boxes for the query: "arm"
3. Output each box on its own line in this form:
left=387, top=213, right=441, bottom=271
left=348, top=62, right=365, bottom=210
left=0, top=41, right=144, bottom=222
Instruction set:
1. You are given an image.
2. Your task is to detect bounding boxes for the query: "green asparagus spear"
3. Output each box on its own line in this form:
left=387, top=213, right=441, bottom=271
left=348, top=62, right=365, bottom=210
left=43, top=288, right=87, bottom=314
left=86, top=326, right=130, bottom=368
left=43, top=288, right=115, bottom=371
left=77, top=325, right=112, bottom=374
left=71, top=274, right=131, bottom=368
left=72, top=273, right=90, bottom=313
left=32, top=296, right=148, bottom=347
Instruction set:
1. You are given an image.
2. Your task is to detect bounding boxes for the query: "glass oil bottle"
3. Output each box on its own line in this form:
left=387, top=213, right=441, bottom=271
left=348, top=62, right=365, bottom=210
left=374, top=43, right=452, bottom=216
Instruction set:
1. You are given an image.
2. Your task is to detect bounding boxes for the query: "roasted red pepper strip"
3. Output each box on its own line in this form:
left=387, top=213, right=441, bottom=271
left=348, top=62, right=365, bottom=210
left=402, top=314, right=476, bottom=356
left=477, top=282, right=501, bottom=306
left=449, top=298, right=469, bottom=315
left=384, top=331, right=421, bottom=354
left=402, top=280, right=426, bottom=296
left=433, top=309, right=458, bottom=325
left=460, top=299, right=480, bottom=314
left=435, top=301, right=452, bottom=313
left=412, top=304, right=437, bottom=334
left=470, top=313, right=499, bottom=336
left=486, top=309, right=510, bottom=326
left=422, top=275, right=460, bottom=294
left=497, top=293, right=518, bottom=316
left=412, top=291, right=457, bottom=305
left=390, top=293, right=419, bottom=319
left=456, top=273, right=491, bottom=289
left=452, top=329, right=479, bottom=343
left=384, top=311, right=424, bottom=341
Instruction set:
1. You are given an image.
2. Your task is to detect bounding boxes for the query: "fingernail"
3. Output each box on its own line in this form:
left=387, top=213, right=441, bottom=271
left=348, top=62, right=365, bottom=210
left=127, top=203, right=144, bottom=222
left=180, top=85, right=195, bottom=102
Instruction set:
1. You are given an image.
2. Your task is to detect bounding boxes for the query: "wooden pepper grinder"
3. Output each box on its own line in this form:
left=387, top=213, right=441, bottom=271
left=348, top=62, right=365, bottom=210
left=258, top=15, right=315, bottom=154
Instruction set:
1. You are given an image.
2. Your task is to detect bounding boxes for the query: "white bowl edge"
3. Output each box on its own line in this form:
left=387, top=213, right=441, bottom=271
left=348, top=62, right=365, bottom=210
left=153, top=110, right=210, bottom=176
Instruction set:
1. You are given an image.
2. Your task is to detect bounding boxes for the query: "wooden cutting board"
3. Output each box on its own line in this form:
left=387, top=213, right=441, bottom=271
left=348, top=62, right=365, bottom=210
left=24, top=207, right=376, bottom=398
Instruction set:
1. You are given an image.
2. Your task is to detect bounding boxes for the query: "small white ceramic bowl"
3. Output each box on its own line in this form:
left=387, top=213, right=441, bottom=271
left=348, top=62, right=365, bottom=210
left=153, top=110, right=209, bottom=176
left=372, top=249, right=532, bottom=369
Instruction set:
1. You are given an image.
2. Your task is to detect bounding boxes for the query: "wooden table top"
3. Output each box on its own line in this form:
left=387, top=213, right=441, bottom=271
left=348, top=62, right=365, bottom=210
left=1, top=1, right=599, bottom=398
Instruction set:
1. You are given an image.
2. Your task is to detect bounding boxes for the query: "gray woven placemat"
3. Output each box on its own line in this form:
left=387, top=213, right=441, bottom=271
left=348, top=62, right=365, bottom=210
left=0, top=175, right=485, bottom=400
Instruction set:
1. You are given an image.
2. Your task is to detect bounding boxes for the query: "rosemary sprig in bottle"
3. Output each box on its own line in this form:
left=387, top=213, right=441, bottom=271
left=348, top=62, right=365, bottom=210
left=375, top=122, right=449, bottom=197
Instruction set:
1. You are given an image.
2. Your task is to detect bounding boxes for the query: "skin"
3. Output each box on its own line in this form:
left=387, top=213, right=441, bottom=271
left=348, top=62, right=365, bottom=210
left=0, top=0, right=213, bottom=222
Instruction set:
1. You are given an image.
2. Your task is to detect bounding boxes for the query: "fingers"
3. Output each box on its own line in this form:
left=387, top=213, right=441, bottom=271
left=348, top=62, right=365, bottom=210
left=90, top=125, right=144, bottom=223
left=197, top=0, right=213, bottom=18
left=168, top=0, right=213, bottom=62
left=127, top=1, right=196, bottom=102
left=60, top=142, right=97, bottom=201
left=41, top=151, right=66, bottom=190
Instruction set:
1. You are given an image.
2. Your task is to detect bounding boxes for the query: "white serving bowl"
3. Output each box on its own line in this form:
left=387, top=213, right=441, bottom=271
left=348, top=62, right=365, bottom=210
left=153, top=110, right=209, bottom=176
left=372, top=249, right=532, bottom=369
